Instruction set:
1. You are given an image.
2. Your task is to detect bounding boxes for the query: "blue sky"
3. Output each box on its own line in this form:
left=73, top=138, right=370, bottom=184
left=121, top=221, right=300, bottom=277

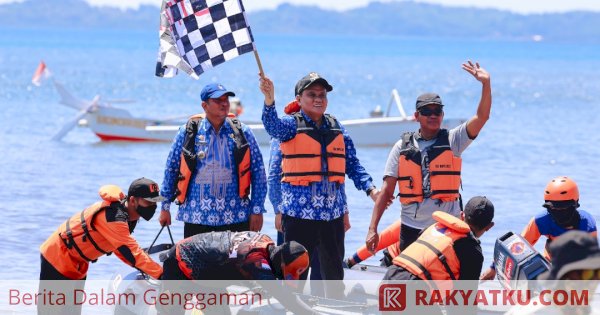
left=3, top=0, right=600, bottom=14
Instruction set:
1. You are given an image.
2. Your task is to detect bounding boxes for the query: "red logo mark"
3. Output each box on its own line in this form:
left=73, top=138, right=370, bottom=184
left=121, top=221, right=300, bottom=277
left=505, top=257, right=514, bottom=281
left=150, top=184, right=159, bottom=193
left=510, top=242, right=525, bottom=255
left=379, top=284, right=406, bottom=311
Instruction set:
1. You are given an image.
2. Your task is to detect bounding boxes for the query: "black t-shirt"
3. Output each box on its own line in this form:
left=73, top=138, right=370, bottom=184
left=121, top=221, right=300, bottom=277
left=453, top=232, right=484, bottom=280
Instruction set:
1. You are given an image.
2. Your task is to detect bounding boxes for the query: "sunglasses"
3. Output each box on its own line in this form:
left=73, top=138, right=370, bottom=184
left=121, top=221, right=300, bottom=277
left=581, top=269, right=600, bottom=280
left=418, top=107, right=443, bottom=117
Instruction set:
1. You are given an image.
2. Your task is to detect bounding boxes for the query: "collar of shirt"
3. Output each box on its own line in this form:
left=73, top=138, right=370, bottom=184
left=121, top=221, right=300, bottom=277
left=199, top=116, right=233, bottom=135
left=467, top=231, right=481, bottom=243
left=299, top=110, right=331, bottom=130
left=414, top=129, right=441, bottom=141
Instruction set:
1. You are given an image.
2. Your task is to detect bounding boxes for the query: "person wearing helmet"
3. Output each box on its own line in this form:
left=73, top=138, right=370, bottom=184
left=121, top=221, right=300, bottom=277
left=481, top=176, right=597, bottom=281
left=158, top=231, right=316, bottom=314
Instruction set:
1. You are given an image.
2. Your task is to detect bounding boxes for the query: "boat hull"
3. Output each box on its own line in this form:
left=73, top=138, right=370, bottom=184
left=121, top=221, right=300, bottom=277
left=85, top=107, right=465, bottom=146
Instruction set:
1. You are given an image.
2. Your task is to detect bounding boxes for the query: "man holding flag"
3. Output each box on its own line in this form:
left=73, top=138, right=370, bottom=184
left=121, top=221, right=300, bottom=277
left=156, top=0, right=268, bottom=237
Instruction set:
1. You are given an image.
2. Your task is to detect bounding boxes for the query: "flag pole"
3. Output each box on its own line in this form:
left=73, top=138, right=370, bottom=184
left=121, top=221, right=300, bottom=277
left=253, top=50, right=264, bottom=76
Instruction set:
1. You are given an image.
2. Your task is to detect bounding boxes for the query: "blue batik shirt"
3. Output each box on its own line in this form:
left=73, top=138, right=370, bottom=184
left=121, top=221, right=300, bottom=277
left=262, top=105, right=374, bottom=221
left=160, top=118, right=267, bottom=226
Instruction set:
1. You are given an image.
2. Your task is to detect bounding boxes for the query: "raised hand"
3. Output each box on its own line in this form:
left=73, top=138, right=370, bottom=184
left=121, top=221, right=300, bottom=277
left=462, top=60, right=490, bottom=84
left=259, top=73, right=275, bottom=106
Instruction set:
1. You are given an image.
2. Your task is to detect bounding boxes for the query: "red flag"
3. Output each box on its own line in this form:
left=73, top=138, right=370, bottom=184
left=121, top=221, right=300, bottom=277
left=32, top=61, right=51, bottom=86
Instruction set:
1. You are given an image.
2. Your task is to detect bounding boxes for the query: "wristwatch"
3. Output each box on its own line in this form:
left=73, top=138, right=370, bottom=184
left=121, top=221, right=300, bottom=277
left=366, top=186, right=376, bottom=197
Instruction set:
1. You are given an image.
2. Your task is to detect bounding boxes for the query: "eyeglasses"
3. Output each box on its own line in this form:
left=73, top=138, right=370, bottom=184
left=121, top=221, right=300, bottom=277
left=419, top=107, right=443, bottom=117
left=581, top=269, right=600, bottom=280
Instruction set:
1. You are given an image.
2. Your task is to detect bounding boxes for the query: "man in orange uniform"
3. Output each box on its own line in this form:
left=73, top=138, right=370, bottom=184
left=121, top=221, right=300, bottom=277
left=39, top=178, right=164, bottom=314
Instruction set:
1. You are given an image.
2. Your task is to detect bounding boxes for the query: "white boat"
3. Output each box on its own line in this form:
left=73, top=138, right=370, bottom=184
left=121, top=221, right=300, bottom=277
left=47, top=76, right=465, bottom=146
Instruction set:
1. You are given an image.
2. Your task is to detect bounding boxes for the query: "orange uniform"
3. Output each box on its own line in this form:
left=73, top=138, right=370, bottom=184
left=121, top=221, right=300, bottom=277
left=40, top=185, right=162, bottom=279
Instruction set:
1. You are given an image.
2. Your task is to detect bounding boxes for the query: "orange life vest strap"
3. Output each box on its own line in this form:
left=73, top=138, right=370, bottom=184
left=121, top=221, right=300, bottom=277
left=61, top=206, right=110, bottom=263
left=62, top=216, right=95, bottom=262
left=228, top=117, right=251, bottom=198
left=414, top=239, right=456, bottom=281
left=79, top=208, right=110, bottom=255
left=398, top=253, right=433, bottom=280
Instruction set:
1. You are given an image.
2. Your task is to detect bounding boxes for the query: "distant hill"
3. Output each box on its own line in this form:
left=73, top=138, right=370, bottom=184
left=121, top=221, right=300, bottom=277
left=2, top=0, right=600, bottom=42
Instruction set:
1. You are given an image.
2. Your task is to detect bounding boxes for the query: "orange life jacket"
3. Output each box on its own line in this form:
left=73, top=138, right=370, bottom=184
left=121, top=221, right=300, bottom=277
left=39, top=185, right=163, bottom=279
left=175, top=113, right=251, bottom=204
left=392, top=211, right=470, bottom=281
left=281, top=113, right=345, bottom=186
left=397, top=130, right=462, bottom=204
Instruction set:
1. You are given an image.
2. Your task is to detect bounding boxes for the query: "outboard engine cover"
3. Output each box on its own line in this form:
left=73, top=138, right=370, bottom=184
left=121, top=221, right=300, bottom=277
left=494, top=231, right=550, bottom=290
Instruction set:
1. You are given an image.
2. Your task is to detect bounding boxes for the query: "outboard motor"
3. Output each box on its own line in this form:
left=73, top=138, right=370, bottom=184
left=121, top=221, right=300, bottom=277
left=493, top=231, right=550, bottom=290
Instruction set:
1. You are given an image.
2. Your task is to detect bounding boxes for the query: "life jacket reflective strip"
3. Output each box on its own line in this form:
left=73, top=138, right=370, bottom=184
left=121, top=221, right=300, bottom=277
left=58, top=185, right=125, bottom=263
left=392, top=211, right=470, bottom=281
left=281, top=113, right=345, bottom=185
left=175, top=113, right=251, bottom=204
left=397, top=130, right=462, bottom=204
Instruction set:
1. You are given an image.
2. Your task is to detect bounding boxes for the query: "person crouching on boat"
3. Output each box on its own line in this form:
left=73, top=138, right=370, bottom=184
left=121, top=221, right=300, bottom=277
left=481, top=176, right=597, bottom=281
left=383, top=196, right=495, bottom=315
left=366, top=61, right=492, bottom=257
left=38, top=178, right=164, bottom=315
left=158, top=231, right=317, bottom=315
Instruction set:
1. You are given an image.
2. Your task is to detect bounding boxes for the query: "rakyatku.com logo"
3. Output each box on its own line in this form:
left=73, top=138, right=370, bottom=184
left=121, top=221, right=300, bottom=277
left=379, top=284, right=406, bottom=311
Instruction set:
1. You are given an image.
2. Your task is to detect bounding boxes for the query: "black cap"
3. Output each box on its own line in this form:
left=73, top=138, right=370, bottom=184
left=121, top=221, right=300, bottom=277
left=127, top=178, right=165, bottom=203
left=464, top=196, right=494, bottom=229
left=416, top=93, right=444, bottom=110
left=294, top=72, right=333, bottom=96
left=539, top=231, right=600, bottom=280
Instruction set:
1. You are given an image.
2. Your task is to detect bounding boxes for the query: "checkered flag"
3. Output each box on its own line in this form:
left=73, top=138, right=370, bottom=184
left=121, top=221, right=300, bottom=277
left=156, top=0, right=256, bottom=79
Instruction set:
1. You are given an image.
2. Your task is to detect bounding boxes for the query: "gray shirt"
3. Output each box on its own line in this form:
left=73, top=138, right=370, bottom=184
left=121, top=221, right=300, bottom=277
left=383, top=122, right=473, bottom=229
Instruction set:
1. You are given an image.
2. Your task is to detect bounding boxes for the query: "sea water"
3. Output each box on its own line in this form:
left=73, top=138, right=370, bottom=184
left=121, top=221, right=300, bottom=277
left=1, top=29, right=599, bottom=279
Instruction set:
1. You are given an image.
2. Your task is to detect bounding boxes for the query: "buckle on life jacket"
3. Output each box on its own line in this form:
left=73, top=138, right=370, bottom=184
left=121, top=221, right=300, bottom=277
left=59, top=232, right=73, bottom=249
left=398, top=176, right=414, bottom=189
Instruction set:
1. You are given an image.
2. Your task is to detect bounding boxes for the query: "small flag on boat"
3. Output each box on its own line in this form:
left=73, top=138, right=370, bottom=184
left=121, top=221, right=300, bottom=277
left=156, top=0, right=256, bottom=79
left=32, top=61, right=52, bottom=86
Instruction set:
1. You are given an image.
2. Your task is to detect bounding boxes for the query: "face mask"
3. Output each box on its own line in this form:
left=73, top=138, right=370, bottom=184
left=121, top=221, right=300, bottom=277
left=136, top=203, right=157, bottom=221
left=547, top=207, right=580, bottom=228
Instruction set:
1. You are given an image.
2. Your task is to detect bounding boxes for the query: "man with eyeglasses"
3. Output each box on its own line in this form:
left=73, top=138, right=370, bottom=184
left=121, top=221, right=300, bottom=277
left=159, top=83, right=267, bottom=238
left=366, top=60, right=492, bottom=255
left=259, top=72, right=380, bottom=299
